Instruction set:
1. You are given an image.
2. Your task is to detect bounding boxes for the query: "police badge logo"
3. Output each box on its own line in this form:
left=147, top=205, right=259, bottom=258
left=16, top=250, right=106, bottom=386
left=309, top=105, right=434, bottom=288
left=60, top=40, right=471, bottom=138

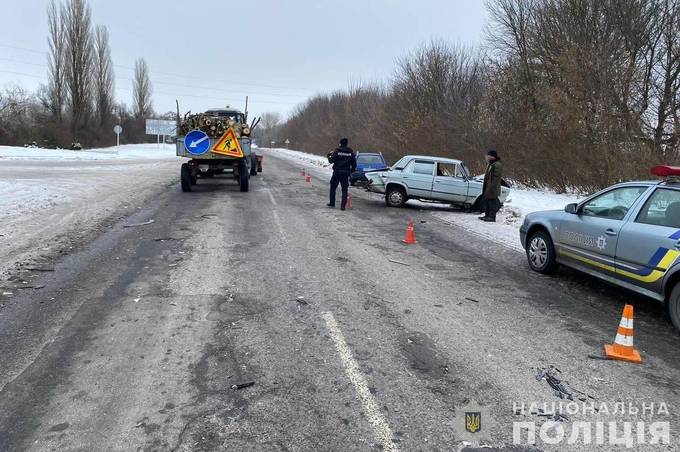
left=465, top=411, right=481, bottom=433
left=453, top=400, right=494, bottom=446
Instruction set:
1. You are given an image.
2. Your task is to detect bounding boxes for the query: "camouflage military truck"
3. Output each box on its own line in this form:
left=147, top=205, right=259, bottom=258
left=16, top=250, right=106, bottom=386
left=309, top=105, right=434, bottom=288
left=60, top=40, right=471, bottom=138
left=176, top=107, right=262, bottom=192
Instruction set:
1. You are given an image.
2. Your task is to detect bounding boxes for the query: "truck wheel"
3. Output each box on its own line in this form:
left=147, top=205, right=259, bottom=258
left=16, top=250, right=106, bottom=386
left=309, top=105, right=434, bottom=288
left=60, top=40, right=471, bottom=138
left=239, top=161, right=249, bottom=192
left=526, top=229, right=558, bottom=274
left=181, top=163, right=192, bottom=192
left=668, top=284, right=680, bottom=332
left=385, top=186, right=407, bottom=207
left=250, top=154, right=258, bottom=176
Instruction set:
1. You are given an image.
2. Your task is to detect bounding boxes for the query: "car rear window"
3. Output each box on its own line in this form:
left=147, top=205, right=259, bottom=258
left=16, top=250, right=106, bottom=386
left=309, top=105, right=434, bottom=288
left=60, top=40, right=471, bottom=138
left=357, top=154, right=384, bottom=164
left=636, top=188, right=680, bottom=228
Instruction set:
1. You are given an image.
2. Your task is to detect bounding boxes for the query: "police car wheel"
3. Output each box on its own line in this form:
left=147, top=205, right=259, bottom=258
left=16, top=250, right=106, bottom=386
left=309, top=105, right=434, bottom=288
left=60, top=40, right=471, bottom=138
left=668, top=284, right=680, bottom=332
left=527, top=230, right=557, bottom=274
left=385, top=186, right=407, bottom=207
left=180, top=164, right=192, bottom=192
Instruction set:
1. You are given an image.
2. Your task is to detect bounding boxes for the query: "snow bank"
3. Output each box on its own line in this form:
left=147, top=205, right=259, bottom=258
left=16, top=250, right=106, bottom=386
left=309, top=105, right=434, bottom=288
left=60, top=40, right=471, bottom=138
left=0, top=143, right=177, bottom=161
left=257, top=147, right=332, bottom=174
left=433, top=188, right=582, bottom=251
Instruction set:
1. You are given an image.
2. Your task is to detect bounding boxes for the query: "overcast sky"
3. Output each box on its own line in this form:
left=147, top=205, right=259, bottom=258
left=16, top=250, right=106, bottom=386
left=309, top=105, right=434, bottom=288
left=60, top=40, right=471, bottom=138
left=0, top=0, right=488, bottom=119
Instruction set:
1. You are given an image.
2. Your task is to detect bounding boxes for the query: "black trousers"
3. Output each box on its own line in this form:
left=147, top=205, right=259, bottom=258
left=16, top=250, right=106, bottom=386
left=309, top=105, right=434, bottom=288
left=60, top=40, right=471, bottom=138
left=484, top=197, right=500, bottom=220
left=329, top=171, right=350, bottom=207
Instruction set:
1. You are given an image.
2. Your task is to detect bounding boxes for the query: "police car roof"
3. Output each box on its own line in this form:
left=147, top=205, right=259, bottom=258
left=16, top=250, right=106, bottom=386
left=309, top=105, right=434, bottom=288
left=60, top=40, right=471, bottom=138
left=403, top=155, right=463, bottom=165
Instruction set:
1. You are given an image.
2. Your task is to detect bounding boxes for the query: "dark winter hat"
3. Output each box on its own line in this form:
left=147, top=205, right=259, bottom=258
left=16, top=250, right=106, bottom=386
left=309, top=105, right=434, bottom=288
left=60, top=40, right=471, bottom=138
left=340, top=138, right=349, bottom=147
left=487, top=149, right=499, bottom=159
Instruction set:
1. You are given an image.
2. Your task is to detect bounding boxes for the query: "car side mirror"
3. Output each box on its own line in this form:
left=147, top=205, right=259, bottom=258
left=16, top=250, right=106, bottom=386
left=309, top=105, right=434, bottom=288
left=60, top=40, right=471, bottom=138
left=565, top=203, right=578, bottom=214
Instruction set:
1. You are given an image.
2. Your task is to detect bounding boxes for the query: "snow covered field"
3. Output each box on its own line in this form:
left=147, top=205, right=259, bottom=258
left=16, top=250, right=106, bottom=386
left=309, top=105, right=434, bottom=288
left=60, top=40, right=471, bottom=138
left=260, top=146, right=583, bottom=252
left=0, top=144, right=179, bottom=277
left=0, top=143, right=177, bottom=161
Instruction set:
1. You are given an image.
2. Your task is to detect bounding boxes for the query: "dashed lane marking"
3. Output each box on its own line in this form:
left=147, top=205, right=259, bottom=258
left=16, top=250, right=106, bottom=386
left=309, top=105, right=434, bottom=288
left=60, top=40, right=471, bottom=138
left=322, top=311, right=399, bottom=452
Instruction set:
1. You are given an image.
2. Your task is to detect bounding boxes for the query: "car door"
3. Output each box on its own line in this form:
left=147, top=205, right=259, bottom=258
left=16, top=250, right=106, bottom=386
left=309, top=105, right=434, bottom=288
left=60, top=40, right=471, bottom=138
left=556, top=186, right=649, bottom=273
left=615, top=187, right=680, bottom=294
left=402, top=159, right=435, bottom=198
left=432, top=162, right=468, bottom=202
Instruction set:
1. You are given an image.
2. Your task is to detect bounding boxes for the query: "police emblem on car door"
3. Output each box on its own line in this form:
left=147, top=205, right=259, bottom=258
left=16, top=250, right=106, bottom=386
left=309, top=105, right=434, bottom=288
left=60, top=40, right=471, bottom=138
left=557, top=186, right=649, bottom=273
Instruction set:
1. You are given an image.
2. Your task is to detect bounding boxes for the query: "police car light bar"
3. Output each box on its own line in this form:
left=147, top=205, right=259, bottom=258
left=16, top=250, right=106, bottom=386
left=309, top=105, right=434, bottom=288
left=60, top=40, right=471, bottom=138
left=651, top=165, right=680, bottom=178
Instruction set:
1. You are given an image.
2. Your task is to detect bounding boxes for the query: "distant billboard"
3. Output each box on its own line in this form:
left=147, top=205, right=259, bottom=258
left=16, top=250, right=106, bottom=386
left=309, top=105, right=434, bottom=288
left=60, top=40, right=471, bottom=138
left=145, top=119, right=177, bottom=136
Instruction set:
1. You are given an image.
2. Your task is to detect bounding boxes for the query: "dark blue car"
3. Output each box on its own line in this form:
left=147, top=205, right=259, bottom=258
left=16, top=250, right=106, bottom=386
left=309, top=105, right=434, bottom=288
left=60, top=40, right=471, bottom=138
left=350, top=152, right=388, bottom=186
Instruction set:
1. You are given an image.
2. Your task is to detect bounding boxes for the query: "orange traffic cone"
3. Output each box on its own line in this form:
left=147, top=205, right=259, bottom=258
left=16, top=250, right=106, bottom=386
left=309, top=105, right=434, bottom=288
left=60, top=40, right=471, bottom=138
left=604, top=304, right=642, bottom=364
left=346, top=193, right=352, bottom=209
left=305, top=174, right=311, bottom=183
left=402, top=219, right=417, bottom=244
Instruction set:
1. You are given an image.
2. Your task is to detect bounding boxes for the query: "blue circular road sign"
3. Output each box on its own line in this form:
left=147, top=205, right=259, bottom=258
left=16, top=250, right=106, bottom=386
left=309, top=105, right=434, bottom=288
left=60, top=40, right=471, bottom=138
left=184, top=130, right=210, bottom=155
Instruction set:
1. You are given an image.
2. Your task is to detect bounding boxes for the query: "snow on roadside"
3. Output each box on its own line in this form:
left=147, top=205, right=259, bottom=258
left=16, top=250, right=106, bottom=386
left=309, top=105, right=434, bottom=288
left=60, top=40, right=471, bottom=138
left=0, top=143, right=177, bottom=161
left=433, top=188, right=582, bottom=252
left=260, top=145, right=584, bottom=252
left=257, top=147, right=333, bottom=174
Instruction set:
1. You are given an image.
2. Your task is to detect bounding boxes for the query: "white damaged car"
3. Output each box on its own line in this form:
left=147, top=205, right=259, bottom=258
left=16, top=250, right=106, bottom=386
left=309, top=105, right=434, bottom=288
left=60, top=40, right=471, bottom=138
left=365, top=155, right=510, bottom=209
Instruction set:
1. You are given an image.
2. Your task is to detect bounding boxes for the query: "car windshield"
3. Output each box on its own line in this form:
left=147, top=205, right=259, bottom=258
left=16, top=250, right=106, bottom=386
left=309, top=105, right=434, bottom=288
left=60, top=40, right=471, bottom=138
left=357, top=154, right=384, bottom=164
left=392, top=157, right=409, bottom=170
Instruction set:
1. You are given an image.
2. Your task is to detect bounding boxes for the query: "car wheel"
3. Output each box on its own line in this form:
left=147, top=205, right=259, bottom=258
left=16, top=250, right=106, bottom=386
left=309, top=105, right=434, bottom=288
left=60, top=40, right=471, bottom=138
left=668, top=284, right=680, bottom=332
left=526, top=229, right=558, bottom=274
left=385, top=186, right=407, bottom=207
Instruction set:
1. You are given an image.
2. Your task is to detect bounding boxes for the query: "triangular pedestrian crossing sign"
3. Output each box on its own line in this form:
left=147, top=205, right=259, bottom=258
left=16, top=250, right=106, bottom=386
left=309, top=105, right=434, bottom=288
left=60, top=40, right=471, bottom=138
left=212, top=128, right=243, bottom=157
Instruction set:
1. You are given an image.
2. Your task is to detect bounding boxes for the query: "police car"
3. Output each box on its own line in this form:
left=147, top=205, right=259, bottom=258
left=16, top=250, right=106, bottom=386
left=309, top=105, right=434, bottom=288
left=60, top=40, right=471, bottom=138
left=520, top=166, right=680, bottom=331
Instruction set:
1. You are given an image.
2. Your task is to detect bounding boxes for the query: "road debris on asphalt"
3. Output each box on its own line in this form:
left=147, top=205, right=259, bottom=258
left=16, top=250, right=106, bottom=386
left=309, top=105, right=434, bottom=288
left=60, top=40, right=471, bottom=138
left=388, top=258, right=410, bottom=266
left=123, top=219, right=155, bottom=228
left=535, top=366, right=597, bottom=403
left=230, top=381, right=255, bottom=390
left=464, top=297, right=480, bottom=303
left=296, top=296, right=308, bottom=305
left=25, top=267, right=55, bottom=272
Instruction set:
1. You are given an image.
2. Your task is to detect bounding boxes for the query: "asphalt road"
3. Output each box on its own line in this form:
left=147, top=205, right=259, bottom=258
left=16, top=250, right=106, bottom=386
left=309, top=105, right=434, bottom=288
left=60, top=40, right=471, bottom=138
left=0, top=152, right=678, bottom=451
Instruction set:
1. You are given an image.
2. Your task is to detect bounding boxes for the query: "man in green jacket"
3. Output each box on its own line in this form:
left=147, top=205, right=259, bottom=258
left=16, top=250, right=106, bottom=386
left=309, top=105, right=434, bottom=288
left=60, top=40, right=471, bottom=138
left=480, top=150, right=503, bottom=222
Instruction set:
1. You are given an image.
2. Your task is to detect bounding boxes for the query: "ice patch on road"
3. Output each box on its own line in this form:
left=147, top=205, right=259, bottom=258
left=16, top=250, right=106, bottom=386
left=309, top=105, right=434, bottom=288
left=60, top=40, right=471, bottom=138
left=0, top=143, right=177, bottom=161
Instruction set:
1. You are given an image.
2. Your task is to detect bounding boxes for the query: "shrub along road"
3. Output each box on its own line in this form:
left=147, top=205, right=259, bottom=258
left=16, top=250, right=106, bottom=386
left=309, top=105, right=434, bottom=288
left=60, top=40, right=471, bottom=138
left=0, top=152, right=678, bottom=451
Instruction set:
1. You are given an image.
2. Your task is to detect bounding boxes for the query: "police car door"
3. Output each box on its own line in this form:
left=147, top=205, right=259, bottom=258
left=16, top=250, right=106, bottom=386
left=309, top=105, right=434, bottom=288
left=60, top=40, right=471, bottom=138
left=615, top=187, right=680, bottom=295
left=404, top=160, right=435, bottom=198
left=557, top=186, right=648, bottom=273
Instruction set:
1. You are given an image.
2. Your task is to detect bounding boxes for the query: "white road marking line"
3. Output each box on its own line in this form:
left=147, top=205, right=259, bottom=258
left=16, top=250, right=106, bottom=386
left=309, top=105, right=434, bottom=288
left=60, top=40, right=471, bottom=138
left=322, top=311, right=399, bottom=452
left=265, top=186, right=277, bottom=206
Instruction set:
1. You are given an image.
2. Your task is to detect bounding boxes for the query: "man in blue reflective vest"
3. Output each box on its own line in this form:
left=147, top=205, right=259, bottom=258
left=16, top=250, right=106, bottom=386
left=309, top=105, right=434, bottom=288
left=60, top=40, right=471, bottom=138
left=327, top=138, right=357, bottom=211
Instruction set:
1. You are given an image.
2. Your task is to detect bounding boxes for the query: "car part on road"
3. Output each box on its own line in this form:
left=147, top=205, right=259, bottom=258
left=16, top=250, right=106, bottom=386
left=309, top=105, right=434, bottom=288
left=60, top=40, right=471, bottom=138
left=123, top=219, right=155, bottom=228
left=526, top=229, right=558, bottom=274
left=180, top=163, right=192, bottom=192
left=386, top=185, right=407, bottom=207
left=230, top=381, right=255, bottom=390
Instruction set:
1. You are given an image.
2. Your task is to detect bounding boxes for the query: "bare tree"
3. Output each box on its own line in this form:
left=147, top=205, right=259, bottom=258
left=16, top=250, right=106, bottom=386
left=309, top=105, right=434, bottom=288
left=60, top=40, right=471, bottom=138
left=63, top=0, right=94, bottom=140
left=93, top=25, right=114, bottom=128
left=46, top=0, right=66, bottom=120
left=258, top=111, right=282, bottom=146
left=132, top=58, right=153, bottom=118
